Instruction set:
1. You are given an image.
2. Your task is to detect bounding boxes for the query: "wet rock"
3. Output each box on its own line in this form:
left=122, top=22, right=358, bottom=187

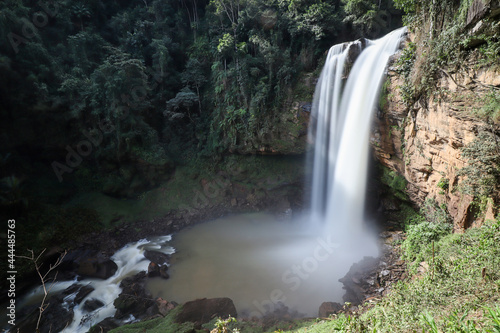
left=88, top=317, right=120, bottom=333
left=159, top=265, right=170, bottom=279
left=175, top=297, right=237, bottom=327
left=75, top=285, right=95, bottom=304
left=148, top=262, right=161, bottom=277
left=318, top=302, right=343, bottom=317
left=39, top=295, right=74, bottom=333
left=62, top=249, right=118, bottom=279
left=339, top=236, right=407, bottom=306
left=77, top=257, right=118, bottom=279
left=83, top=298, right=105, bottom=312
left=259, top=303, right=303, bottom=329
left=147, top=261, right=169, bottom=279
left=301, top=102, right=312, bottom=113
left=339, top=256, right=379, bottom=305
left=157, top=298, right=177, bottom=316
left=114, top=272, right=156, bottom=320
left=144, top=250, right=170, bottom=265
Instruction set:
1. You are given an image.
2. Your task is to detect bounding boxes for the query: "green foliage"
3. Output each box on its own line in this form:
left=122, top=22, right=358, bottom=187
left=378, top=77, right=391, bottom=111
left=380, top=166, right=408, bottom=201
left=395, top=0, right=477, bottom=108
left=459, top=131, right=500, bottom=198
left=380, top=167, right=407, bottom=192
left=397, top=203, right=426, bottom=226
left=402, top=220, right=452, bottom=262
left=165, top=87, right=199, bottom=121
left=473, top=91, right=500, bottom=123
left=342, top=0, right=376, bottom=36
left=217, top=33, right=235, bottom=55
left=401, top=197, right=452, bottom=263
left=486, top=306, right=500, bottom=333
left=393, top=0, right=416, bottom=13
left=362, top=219, right=500, bottom=332
left=420, top=197, right=452, bottom=225
left=107, top=305, right=195, bottom=333
left=437, top=177, right=449, bottom=191
left=421, top=311, right=439, bottom=333
left=395, top=41, right=416, bottom=106
left=478, top=33, right=500, bottom=63
left=212, top=316, right=240, bottom=333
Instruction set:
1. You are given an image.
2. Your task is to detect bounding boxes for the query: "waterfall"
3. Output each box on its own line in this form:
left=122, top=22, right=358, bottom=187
left=309, top=27, right=407, bottom=242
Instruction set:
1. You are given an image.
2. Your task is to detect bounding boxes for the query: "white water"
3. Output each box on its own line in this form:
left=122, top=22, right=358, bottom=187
left=309, top=27, right=407, bottom=243
left=15, top=237, right=174, bottom=333
left=12, top=28, right=407, bottom=331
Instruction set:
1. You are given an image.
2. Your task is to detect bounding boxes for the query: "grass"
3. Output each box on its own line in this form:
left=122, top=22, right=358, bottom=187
left=104, top=306, right=196, bottom=333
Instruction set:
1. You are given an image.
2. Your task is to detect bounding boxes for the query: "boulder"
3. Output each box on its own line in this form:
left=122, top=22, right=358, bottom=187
left=88, top=317, right=120, bottom=333
left=114, top=272, right=156, bottom=320
left=83, top=298, right=105, bottom=312
left=74, top=285, right=95, bottom=304
left=77, top=257, right=118, bottom=279
left=144, top=250, right=170, bottom=265
left=157, top=298, right=178, bottom=316
left=318, top=302, right=343, bottom=317
left=147, top=261, right=170, bottom=279
left=148, top=262, right=161, bottom=277
left=339, top=256, right=379, bottom=305
left=61, top=249, right=118, bottom=279
left=174, top=297, right=237, bottom=327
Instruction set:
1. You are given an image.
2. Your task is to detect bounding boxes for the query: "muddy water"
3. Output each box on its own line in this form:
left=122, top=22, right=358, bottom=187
left=147, top=213, right=375, bottom=317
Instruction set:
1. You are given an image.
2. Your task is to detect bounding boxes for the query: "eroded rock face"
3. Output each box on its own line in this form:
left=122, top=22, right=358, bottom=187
left=372, top=44, right=500, bottom=231
left=467, top=0, right=500, bottom=28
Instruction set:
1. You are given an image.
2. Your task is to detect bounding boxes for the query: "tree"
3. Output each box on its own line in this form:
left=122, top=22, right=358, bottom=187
left=165, top=87, right=199, bottom=122
left=182, top=58, right=208, bottom=111
left=71, top=4, right=91, bottom=31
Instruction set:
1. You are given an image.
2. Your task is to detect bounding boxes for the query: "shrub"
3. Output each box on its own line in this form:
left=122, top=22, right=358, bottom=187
left=402, top=220, right=452, bottom=261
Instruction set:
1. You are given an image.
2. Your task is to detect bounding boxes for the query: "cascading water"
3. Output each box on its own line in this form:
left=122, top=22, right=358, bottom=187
left=12, top=237, right=174, bottom=333
left=9, top=28, right=408, bottom=332
left=309, top=27, right=407, bottom=243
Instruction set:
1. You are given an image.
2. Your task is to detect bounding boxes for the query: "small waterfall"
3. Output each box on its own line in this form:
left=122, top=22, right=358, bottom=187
left=14, top=236, right=174, bottom=333
left=309, top=27, right=407, bottom=242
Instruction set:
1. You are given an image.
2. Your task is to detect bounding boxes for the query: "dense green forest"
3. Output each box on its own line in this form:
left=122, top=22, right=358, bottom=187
left=0, top=0, right=402, bottom=198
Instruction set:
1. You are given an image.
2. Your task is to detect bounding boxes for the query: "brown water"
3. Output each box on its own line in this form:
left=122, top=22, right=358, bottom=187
left=147, top=213, right=376, bottom=317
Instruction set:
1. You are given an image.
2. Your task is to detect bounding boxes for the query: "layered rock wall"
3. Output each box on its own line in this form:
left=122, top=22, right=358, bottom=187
left=372, top=46, right=500, bottom=231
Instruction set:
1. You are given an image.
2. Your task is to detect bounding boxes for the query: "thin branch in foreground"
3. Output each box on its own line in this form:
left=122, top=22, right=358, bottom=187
left=18, top=249, right=67, bottom=333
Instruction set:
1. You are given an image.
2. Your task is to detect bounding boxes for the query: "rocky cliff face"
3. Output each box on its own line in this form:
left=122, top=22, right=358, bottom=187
left=372, top=6, right=500, bottom=230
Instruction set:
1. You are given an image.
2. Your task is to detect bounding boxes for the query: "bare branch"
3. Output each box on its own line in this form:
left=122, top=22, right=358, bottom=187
left=18, top=249, right=67, bottom=332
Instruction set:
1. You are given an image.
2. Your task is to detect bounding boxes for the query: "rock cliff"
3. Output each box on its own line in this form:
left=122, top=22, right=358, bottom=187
left=372, top=1, right=500, bottom=230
